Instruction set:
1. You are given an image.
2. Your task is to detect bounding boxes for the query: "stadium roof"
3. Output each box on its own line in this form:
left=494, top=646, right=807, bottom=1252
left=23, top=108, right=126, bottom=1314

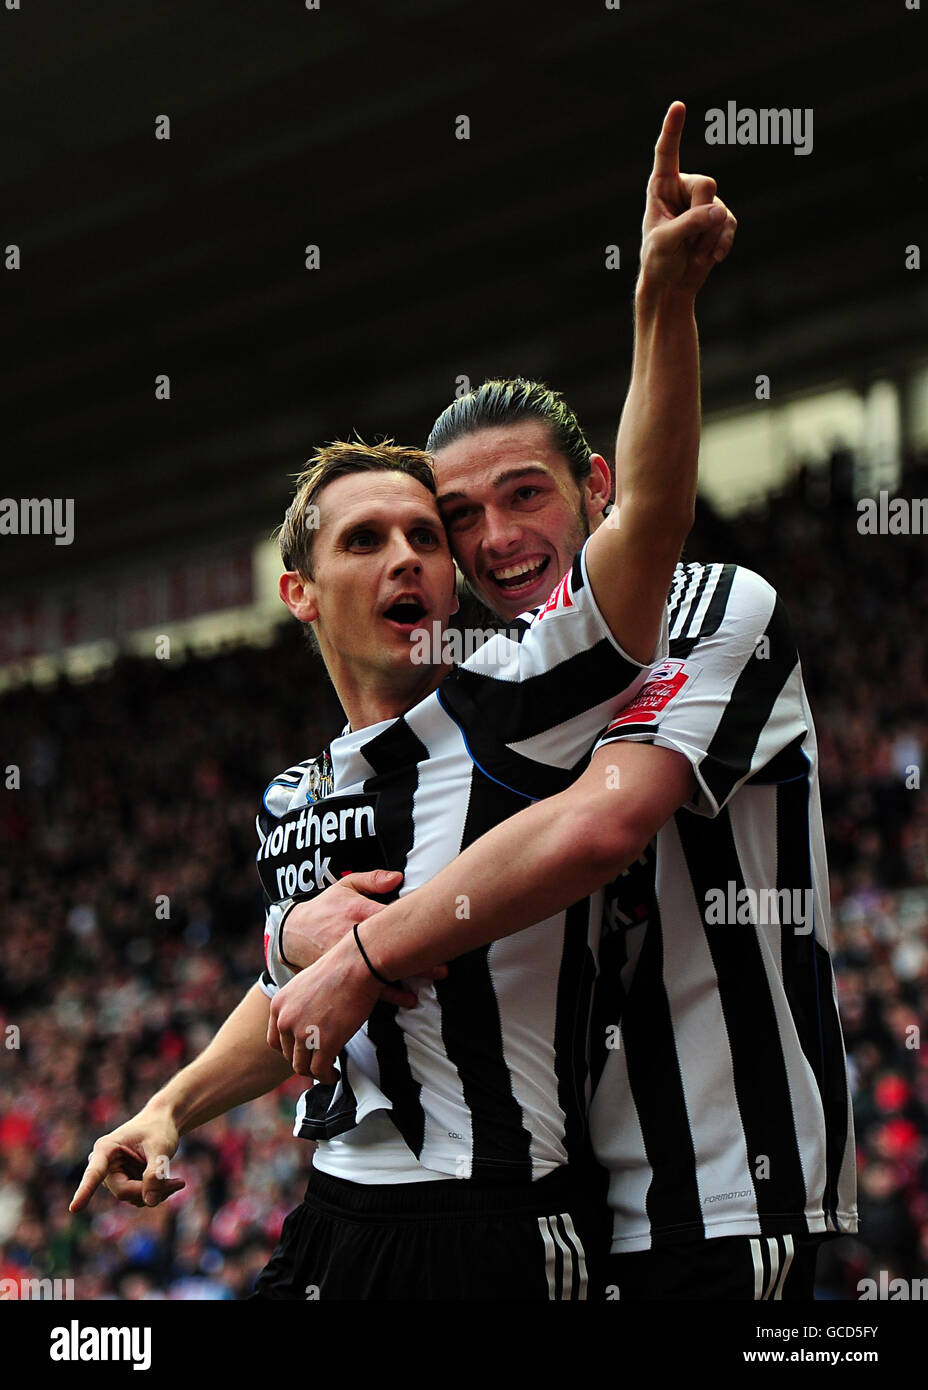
left=1, top=0, right=924, bottom=598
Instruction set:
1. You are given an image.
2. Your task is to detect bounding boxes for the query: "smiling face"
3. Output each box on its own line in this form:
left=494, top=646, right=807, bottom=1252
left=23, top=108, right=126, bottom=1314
left=432, top=420, right=611, bottom=621
left=280, top=470, right=459, bottom=722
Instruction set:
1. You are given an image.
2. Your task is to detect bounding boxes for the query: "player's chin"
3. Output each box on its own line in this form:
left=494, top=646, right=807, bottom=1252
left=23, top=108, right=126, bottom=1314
left=380, top=636, right=424, bottom=672
left=379, top=628, right=438, bottom=673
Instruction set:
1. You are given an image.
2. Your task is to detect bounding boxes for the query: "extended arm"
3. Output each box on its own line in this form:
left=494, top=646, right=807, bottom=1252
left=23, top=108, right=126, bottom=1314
left=583, top=101, right=735, bottom=662
left=70, top=982, right=293, bottom=1212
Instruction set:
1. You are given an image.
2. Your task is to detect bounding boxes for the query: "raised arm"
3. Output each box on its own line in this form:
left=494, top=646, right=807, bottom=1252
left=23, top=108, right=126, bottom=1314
left=583, top=100, right=735, bottom=662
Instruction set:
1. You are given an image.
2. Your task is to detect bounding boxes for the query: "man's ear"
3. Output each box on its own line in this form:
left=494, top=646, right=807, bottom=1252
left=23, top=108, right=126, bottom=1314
left=584, top=454, right=613, bottom=523
left=449, top=566, right=464, bottom=619
left=279, top=570, right=319, bottom=624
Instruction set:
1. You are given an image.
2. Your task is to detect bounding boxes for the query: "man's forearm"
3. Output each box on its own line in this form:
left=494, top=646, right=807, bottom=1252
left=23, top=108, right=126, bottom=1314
left=358, top=798, right=616, bottom=982
left=143, top=982, right=294, bottom=1136
left=354, top=744, right=695, bottom=984
left=618, top=283, right=700, bottom=528
left=578, top=280, right=701, bottom=665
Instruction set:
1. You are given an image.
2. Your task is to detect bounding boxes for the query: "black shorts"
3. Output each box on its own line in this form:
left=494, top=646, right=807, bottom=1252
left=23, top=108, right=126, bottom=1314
left=250, top=1164, right=608, bottom=1301
left=605, top=1232, right=825, bottom=1300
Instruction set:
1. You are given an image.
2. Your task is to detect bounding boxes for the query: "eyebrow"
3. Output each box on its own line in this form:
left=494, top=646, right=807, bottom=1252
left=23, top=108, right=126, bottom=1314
left=436, top=465, right=552, bottom=507
left=333, top=513, right=444, bottom=540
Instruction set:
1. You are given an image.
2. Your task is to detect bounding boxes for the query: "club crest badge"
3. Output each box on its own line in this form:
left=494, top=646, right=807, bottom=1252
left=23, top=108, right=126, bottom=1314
left=306, top=750, right=334, bottom=803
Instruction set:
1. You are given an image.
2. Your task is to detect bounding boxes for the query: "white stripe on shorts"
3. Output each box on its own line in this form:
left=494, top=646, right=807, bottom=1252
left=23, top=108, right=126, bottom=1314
left=772, top=1234, right=794, bottom=1300
left=765, top=1237, right=780, bottom=1299
left=750, top=1238, right=764, bottom=1300
left=558, top=1212, right=588, bottom=1301
left=538, top=1216, right=558, bottom=1299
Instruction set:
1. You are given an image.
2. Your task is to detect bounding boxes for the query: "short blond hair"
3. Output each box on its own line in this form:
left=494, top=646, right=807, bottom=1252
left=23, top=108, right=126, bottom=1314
left=278, top=439, right=436, bottom=578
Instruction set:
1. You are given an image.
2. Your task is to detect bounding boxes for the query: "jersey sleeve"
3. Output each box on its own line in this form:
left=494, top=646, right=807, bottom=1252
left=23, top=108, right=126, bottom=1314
left=253, top=752, right=330, bottom=995
left=440, top=535, right=668, bottom=789
left=257, top=896, right=298, bottom=998
left=593, top=565, right=810, bottom=818
left=255, top=803, right=299, bottom=998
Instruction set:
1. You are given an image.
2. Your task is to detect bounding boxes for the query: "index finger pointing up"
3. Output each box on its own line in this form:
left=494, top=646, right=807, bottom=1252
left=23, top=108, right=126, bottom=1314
left=652, top=101, right=686, bottom=182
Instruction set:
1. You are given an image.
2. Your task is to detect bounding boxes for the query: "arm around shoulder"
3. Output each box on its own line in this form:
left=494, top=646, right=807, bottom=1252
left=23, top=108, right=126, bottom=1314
left=562, top=740, right=698, bottom=879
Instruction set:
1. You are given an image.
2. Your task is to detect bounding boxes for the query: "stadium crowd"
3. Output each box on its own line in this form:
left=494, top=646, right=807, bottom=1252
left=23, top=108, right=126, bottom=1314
left=1, top=448, right=926, bottom=1299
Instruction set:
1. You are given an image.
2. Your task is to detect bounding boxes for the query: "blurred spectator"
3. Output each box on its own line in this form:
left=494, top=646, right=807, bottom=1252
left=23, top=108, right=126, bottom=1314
left=0, top=627, right=339, bottom=1298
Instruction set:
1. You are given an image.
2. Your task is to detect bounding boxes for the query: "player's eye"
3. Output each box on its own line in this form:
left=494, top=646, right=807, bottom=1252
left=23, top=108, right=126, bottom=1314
left=411, top=527, right=441, bottom=547
left=442, top=505, right=476, bottom=528
left=513, top=485, right=543, bottom=503
left=347, top=529, right=378, bottom=550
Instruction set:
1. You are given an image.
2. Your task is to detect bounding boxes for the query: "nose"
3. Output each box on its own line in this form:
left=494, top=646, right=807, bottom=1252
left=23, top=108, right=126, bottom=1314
left=481, top=507, right=523, bottom=556
left=387, top=530, right=422, bottom=576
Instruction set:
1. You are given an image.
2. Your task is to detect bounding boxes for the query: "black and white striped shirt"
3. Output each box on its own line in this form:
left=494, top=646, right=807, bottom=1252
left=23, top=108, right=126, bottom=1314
left=257, top=541, right=665, bottom=1184
left=588, top=561, right=858, bottom=1251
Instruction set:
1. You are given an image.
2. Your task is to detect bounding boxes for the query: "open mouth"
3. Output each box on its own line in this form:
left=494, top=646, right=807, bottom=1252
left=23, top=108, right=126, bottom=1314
left=383, top=600, right=428, bottom=630
left=487, top=555, right=551, bottom=595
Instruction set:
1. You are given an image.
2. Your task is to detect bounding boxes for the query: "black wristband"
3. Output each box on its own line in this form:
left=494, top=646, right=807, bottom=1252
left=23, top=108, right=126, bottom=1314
left=352, top=922, right=394, bottom=986
left=277, top=899, right=300, bottom=971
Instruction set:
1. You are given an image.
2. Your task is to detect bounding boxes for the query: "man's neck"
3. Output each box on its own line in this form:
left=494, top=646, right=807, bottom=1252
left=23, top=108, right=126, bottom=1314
left=331, top=662, right=452, bottom=735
